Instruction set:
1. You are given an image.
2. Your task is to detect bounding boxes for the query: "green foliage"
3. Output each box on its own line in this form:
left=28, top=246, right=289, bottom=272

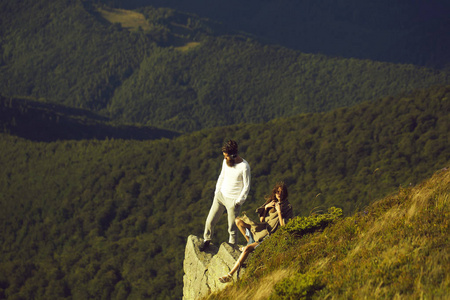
left=283, top=207, right=343, bottom=236
left=272, top=273, right=322, bottom=300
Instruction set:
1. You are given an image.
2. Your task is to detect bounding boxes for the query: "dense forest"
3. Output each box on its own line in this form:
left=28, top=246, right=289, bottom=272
left=1, top=85, right=449, bottom=299
left=1, top=0, right=449, bottom=132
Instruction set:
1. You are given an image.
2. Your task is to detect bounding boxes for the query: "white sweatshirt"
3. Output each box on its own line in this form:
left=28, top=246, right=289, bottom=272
left=215, top=158, right=251, bottom=206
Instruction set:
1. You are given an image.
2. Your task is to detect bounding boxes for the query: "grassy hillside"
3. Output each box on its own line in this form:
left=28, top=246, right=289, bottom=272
left=210, top=167, right=449, bottom=299
left=1, top=0, right=449, bottom=132
left=0, top=85, right=448, bottom=299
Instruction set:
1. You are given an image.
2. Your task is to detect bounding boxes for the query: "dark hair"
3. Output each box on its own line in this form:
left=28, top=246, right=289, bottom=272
left=265, top=181, right=288, bottom=203
left=222, top=140, right=238, bottom=156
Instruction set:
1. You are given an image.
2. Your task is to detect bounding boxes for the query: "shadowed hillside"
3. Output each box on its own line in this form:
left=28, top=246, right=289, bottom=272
left=0, top=96, right=180, bottom=141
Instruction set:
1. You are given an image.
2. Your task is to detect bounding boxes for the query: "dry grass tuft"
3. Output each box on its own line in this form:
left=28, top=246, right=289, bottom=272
left=207, top=269, right=293, bottom=300
left=175, top=42, right=201, bottom=52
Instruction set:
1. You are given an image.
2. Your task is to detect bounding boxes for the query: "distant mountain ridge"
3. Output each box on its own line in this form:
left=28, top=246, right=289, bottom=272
left=110, top=0, right=450, bottom=68
left=1, top=0, right=449, bottom=133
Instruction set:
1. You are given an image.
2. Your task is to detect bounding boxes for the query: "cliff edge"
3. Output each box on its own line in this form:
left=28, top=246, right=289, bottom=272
left=183, top=235, right=244, bottom=300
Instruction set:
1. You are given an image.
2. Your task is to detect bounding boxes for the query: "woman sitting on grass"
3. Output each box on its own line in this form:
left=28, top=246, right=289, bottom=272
left=218, top=181, right=293, bottom=283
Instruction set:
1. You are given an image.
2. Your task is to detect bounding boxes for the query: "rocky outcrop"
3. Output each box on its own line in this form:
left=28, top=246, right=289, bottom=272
left=183, top=235, right=245, bottom=300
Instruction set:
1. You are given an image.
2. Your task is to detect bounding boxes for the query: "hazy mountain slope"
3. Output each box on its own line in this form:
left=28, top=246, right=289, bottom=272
left=0, top=85, right=448, bottom=299
left=1, top=0, right=449, bottom=133
left=210, top=167, right=450, bottom=299
left=119, top=0, right=450, bottom=68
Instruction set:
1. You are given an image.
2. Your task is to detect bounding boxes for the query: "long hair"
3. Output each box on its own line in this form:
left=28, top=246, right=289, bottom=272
left=264, top=181, right=288, bottom=204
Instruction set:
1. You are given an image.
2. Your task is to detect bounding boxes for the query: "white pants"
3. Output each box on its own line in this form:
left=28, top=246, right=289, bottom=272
left=203, top=191, right=241, bottom=244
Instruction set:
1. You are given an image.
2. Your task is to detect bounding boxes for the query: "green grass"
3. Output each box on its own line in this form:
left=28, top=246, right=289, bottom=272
left=208, top=167, right=450, bottom=299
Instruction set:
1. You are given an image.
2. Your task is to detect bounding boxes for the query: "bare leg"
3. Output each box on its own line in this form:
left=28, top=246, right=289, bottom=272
left=229, top=242, right=258, bottom=275
left=235, top=218, right=251, bottom=243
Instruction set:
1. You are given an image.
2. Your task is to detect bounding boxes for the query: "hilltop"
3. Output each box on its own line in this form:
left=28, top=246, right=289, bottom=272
left=209, top=167, right=449, bottom=299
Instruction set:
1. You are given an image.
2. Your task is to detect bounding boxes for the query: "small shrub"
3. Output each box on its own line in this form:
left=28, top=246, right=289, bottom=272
left=271, top=272, right=323, bottom=299
left=283, top=207, right=343, bottom=236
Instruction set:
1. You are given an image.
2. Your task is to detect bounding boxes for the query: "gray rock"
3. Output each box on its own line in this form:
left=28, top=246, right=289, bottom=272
left=183, top=235, right=245, bottom=299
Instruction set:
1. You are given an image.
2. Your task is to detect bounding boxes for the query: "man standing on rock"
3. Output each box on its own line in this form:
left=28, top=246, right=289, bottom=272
left=199, top=140, right=251, bottom=251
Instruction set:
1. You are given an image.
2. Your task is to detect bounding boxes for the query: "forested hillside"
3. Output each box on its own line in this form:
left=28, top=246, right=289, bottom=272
left=1, top=85, right=448, bottom=299
left=1, top=0, right=449, bottom=132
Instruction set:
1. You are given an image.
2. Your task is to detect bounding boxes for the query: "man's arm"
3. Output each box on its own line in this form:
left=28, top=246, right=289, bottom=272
left=214, top=159, right=226, bottom=195
left=235, top=162, right=251, bottom=206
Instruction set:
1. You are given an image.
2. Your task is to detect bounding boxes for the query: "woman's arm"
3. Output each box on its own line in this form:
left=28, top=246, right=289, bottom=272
left=275, top=202, right=285, bottom=226
left=260, top=206, right=267, bottom=222
left=261, top=201, right=275, bottom=222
